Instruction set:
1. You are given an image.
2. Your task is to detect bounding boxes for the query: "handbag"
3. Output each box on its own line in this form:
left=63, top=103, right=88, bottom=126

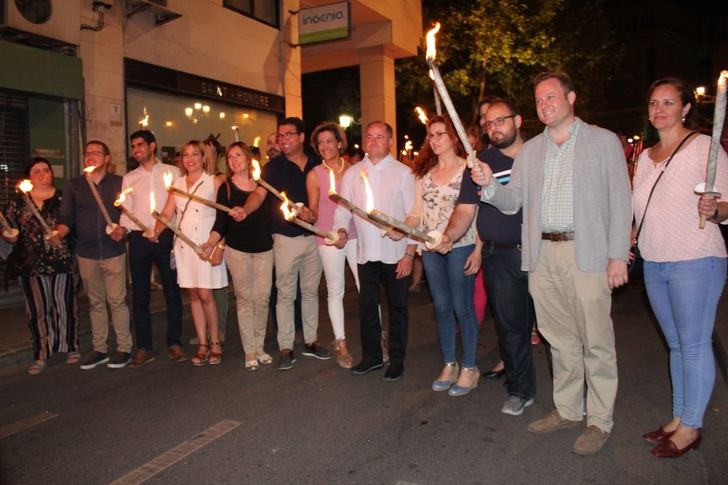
left=629, top=131, right=697, bottom=273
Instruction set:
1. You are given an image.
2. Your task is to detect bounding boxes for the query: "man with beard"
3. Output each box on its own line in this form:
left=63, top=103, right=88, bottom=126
left=437, top=98, right=536, bottom=415
left=121, top=130, right=187, bottom=367
left=266, top=132, right=281, bottom=161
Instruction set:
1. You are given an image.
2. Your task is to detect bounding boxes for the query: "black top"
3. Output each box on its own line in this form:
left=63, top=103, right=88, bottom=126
left=262, top=154, right=320, bottom=237
left=457, top=148, right=523, bottom=244
left=212, top=179, right=272, bottom=253
left=57, top=173, right=125, bottom=260
left=5, top=191, right=76, bottom=276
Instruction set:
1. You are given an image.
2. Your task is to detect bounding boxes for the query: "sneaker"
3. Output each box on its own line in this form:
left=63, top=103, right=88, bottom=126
left=383, top=361, right=404, bottom=381
left=573, top=425, right=610, bottom=455
left=80, top=351, right=109, bottom=370
left=351, top=359, right=384, bottom=375
left=129, top=349, right=156, bottom=368
left=302, top=342, right=332, bottom=360
left=501, top=395, right=535, bottom=416
left=277, top=349, right=296, bottom=370
left=168, top=345, right=188, bottom=362
left=107, top=352, right=132, bottom=369
left=527, top=409, right=582, bottom=434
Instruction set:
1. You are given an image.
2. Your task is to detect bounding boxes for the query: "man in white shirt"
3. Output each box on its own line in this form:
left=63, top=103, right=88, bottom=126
left=333, top=121, right=416, bottom=381
left=120, top=130, right=187, bottom=368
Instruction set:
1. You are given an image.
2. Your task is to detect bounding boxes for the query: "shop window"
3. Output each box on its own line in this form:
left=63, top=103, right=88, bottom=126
left=0, top=92, right=29, bottom=207
left=224, top=0, right=279, bottom=28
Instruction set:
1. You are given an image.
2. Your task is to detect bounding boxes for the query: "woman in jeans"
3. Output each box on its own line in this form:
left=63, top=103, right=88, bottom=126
left=633, top=77, right=728, bottom=457
left=408, top=114, right=481, bottom=396
left=203, top=142, right=273, bottom=370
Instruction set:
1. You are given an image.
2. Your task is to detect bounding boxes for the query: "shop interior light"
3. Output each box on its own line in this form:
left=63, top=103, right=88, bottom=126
left=219, top=112, right=226, bottom=119
left=202, top=105, right=210, bottom=114
left=194, top=102, right=202, bottom=110
left=185, top=107, right=193, bottom=117
left=165, top=121, right=173, bottom=127
left=243, top=113, right=250, bottom=119
left=192, top=118, right=198, bottom=124
left=253, top=136, right=261, bottom=147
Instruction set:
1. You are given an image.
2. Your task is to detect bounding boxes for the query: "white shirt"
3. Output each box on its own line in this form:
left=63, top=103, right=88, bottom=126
left=333, top=155, right=416, bottom=264
left=119, top=161, right=180, bottom=231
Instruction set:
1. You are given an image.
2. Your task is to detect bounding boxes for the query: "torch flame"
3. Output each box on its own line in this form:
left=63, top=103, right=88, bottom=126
left=359, top=170, right=375, bottom=213
left=328, top=168, right=337, bottom=195
left=149, top=190, right=156, bottom=214
left=251, top=159, right=261, bottom=181
left=425, top=22, right=441, bottom=61
left=279, top=192, right=295, bottom=221
left=18, top=179, right=33, bottom=193
left=114, top=188, right=133, bottom=207
left=414, top=107, right=429, bottom=125
left=83, top=166, right=97, bottom=174
left=163, top=171, right=173, bottom=189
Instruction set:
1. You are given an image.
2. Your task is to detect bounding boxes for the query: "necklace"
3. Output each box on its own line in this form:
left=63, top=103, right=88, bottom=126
left=322, top=158, right=344, bottom=174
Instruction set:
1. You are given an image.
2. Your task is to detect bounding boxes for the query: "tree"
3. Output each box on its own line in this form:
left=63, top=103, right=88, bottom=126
left=396, top=0, right=624, bottom=142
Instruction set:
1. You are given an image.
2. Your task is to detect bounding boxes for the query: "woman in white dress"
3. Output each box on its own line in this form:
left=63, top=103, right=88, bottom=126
left=156, top=141, right=227, bottom=366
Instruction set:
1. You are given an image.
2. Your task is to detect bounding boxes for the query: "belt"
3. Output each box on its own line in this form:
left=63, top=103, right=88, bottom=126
left=541, top=232, right=575, bottom=241
left=483, top=240, right=521, bottom=250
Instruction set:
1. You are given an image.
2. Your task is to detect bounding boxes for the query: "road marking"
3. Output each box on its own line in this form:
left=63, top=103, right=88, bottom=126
left=0, top=411, right=58, bottom=439
left=109, top=419, right=241, bottom=485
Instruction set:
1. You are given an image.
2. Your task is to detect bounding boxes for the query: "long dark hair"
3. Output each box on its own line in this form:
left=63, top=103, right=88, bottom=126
left=412, top=114, right=465, bottom=178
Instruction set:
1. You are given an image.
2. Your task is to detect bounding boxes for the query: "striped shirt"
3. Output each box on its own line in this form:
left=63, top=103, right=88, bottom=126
left=541, top=121, right=579, bottom=232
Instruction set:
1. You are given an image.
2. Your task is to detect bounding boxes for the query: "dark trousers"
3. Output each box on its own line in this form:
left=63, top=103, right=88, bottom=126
left=128, top=230, right=183, bottom=350
left=482, top=243, right=536, bottom=400
left=358, top=261, right=410, bottom=364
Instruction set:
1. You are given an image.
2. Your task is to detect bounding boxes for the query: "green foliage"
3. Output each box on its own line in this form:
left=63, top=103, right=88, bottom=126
left=397, top=0, right=624, bottom=137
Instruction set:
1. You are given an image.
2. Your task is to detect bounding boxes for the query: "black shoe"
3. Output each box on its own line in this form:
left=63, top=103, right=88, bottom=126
left=351, top=359, right=384, bottom=375
left=277, top=349, right=296, bottom=370
left=107, top=352, right=132, bottom=369
left=302, top=341, right=333, bottom=360
left=483, top=369, right=505, bottom=379
left=383, top=361, right=404, bottom=381
left=80, top=351, right=109, bottom=370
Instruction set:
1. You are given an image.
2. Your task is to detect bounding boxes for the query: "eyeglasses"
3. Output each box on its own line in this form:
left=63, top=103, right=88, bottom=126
left=426, top=131, right=449, bottom=141
left=277, top=131, right=300, bottom=140
left=84, top=150, right=104, bottom=157
left=483, top=114, right=517, bottom=129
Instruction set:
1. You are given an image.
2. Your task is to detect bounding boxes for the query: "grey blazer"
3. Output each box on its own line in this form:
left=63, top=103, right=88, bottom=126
left=484, top=118, right=632, bottom=272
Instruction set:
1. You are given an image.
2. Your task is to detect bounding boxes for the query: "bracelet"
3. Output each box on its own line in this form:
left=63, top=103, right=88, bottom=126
left=403, top=252, right=414, bottom=259
left=216, top=243, right=225, bottom=250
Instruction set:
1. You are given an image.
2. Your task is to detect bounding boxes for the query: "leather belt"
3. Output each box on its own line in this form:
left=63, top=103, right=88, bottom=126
left=483, top=240, right=521, bottom=250
left=541, top=232, right=575, bottom=241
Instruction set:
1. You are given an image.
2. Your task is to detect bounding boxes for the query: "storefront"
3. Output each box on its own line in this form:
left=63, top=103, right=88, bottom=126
left=124, top=59, right=285, bottom=173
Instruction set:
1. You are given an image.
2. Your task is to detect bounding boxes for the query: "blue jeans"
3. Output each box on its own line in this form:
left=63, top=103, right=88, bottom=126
left=422, top=245, right=479, bottom=368
left=482, top=242, right=536, bottom=400
left=644, top=257, right=726, bottom=428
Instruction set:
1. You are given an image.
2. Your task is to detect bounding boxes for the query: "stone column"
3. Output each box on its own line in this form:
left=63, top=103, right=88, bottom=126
left=359, top=46, right=397, bottom=153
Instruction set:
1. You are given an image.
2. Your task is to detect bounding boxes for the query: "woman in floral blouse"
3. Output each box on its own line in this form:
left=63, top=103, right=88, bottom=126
left=3, top=158, right=80, bottom=375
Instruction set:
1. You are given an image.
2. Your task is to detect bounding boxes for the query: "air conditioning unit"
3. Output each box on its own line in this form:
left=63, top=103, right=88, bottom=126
left=1, top=0, right=82, bottom=45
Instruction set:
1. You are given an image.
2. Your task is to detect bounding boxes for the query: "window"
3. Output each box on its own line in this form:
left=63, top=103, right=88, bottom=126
left=224, top=0, right=279, bottom=28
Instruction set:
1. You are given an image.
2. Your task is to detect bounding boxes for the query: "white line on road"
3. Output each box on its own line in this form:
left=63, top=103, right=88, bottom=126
left=108, top=419, right=242, bottom=485
left=0, top=410, right=58, bottom=439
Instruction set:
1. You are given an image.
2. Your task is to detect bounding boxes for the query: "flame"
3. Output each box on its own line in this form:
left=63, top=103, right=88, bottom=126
left=251, top=159, right=261, bottom=181
left=18, top=179, right=33, bottom=193
left=425, top=22, right=441, bottom=61
left=163, top=171, right=173, bottom=189
left=359, top=170, right=375, bottom=213
left=114, top=188, right=133, bottom=207
left=149, top=190, right=156, bottom=214
left=279, top=192, right=295, bottom=221
left=415, top=106, right=429, bottom=125
left=328, top=168, right=337, bottom=195
left=83, top=166, right=96, bottom=174
left=138, top=107, right=149, bottom=127
left=405, top=140, right=413, bottom=151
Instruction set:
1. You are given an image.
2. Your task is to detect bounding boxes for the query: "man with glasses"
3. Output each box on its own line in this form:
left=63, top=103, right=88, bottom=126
left=56, top=140, right=132, bottom=369
left=437, top=99, right=536, bottom=416
left=333, top=121, right=417, bottom=381
left=471, top=72, right=631, bottom=455
left=263, top=117, right=331, bottom=370
left=121, top=130, right=187, bottom=368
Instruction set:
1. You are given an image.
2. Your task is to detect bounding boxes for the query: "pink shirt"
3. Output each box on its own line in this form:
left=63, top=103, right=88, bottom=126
left=314, top=164, right=356, bottom=246
left=632, top=134, right=728, bottom=262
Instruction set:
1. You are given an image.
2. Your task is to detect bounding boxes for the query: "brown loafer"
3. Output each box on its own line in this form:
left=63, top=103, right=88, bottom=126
left=168, top=345, right=188, bottom=362
left=129, top=349, right=156, bottom=368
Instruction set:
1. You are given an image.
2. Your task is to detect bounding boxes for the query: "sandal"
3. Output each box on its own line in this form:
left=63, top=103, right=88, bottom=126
left=209, top=342, right=222, bottom=365
left=256, top=352, right=273, bottom=365
left=28, top=360, right=47, bottom=376
left=191, top=344, right=209, bottom=366
left=65, top=352, right=81, bottom=365
left=332, top=339, right=354, bottom=369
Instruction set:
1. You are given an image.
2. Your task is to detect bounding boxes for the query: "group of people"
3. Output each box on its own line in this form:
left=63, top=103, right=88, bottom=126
left=3, top=70, right=726, bottom=459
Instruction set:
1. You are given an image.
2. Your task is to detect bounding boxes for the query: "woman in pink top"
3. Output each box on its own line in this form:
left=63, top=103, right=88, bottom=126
left=306, top=122, right=358, bottom=368
left=633, top=77, right=728, bottom=458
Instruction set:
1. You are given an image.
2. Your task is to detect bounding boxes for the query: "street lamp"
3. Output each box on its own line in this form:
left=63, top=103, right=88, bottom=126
left=339, top=114, right=353, bottom=129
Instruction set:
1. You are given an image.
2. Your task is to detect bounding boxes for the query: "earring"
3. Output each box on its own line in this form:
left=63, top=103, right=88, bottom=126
left=681, top=116, right=686, bottom=123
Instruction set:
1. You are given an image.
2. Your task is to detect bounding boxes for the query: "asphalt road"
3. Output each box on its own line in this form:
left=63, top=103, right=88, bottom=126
left=1, top=282, right=726, bottom=484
